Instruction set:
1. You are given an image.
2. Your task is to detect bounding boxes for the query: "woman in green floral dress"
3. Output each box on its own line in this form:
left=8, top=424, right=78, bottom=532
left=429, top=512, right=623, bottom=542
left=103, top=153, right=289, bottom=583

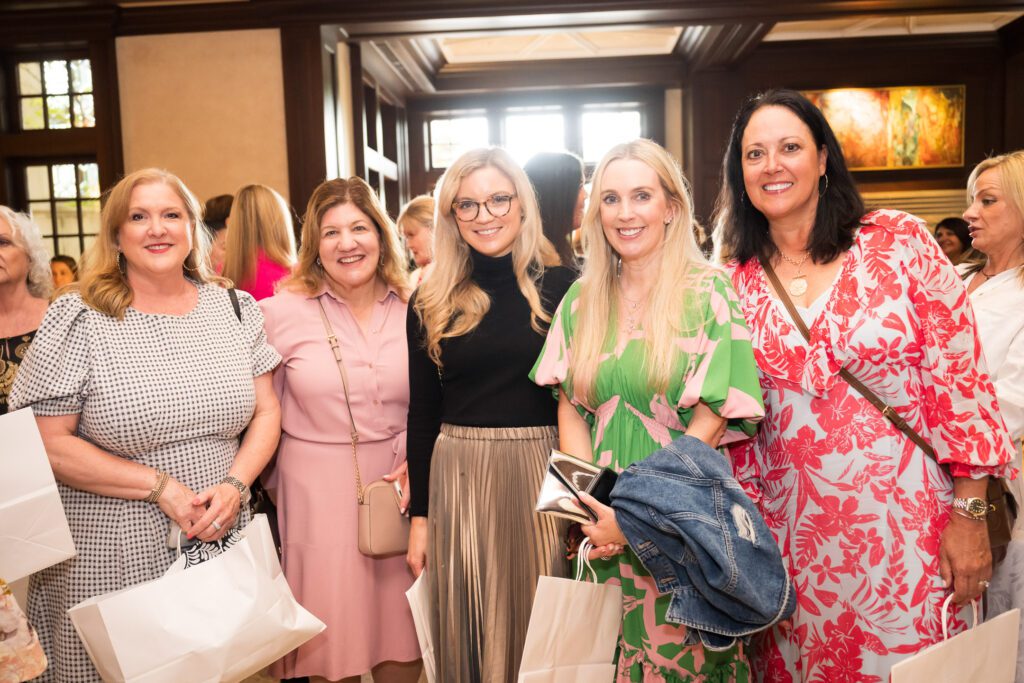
left=531, top=139, right=764, bottom=682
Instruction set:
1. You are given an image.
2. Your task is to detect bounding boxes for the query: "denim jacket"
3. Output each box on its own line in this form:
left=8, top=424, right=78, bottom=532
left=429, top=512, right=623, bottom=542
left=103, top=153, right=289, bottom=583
left=611, top=434, right=795, bottom=650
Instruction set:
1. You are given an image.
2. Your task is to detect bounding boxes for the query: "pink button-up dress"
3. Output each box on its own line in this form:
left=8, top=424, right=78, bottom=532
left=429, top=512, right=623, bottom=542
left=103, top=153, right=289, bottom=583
left=260, top=285, right=419, bottom=680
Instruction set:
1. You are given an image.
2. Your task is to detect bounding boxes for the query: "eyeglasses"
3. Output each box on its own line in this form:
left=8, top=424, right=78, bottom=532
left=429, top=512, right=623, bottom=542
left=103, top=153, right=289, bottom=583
left=451, top=193, right=517, bottom=222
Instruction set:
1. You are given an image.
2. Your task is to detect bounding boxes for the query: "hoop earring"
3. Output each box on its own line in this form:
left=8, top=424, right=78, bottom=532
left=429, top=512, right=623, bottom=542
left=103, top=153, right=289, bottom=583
left=316, top=256, right=322, bottom=267
left=183, top=254, right=200, bottom=274
left=740, top=190, right=747, bottom=205
left=819, top=174, right=829, bottom=198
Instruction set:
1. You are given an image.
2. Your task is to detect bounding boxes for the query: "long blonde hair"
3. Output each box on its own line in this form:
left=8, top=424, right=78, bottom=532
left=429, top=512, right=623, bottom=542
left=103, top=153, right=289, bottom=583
left=414, top=147, right=560, bottom=366
left=221, top=184, right=296, bottom=287
left=966, top=150, right=1024, bottom=286
left=572, top=139, right=710, bottom=404
left=77, top=168, right=223, bottom=319
left=283, top=177, right=410, bottom=300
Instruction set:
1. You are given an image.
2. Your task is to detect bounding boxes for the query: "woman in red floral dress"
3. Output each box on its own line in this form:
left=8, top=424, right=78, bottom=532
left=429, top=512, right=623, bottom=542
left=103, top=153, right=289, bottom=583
left=712, top=89, right=1017, bottom=682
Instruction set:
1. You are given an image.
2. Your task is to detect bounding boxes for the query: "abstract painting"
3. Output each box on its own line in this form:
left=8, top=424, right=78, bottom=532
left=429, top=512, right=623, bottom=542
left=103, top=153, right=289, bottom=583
left=803, top=86, right=965, bottom=170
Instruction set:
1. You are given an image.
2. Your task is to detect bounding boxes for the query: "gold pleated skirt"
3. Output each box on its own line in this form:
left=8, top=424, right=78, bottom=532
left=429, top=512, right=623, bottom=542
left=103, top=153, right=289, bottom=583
left=427, top=424, right=568, bottom=683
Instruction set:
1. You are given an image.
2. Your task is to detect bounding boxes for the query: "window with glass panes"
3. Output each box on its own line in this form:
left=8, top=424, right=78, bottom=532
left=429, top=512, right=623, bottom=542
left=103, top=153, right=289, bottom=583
left=428, top=113, right=489, bottom=169
left=25, top=163, right=101, bottom=260
left=16, top=59, right=95, bottom=131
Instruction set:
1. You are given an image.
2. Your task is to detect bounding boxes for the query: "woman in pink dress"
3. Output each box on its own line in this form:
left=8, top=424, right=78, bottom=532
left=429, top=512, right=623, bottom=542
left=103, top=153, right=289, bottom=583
left=223, top=184, right=295, bottom=300
left=712, top=89, right=1016, bottom=681
left=260, top=177, right=421, bottom=683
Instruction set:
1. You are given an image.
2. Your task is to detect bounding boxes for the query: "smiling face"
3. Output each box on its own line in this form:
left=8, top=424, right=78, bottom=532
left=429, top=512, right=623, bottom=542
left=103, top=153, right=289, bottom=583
left=117, top=182, right=193, bottom=281
left=934, top=226, right=966, bottom=260
left=741, top=105, right=827, bottom=230
left=598, top=158, right=673, bottom=267
left=401, top=219, right=433, bottom=268
left=0, top=217, right=30, bottom=291
left=964, top=167, right=1024, bottom=258
left=318, top=202, right=381, bottom=292
left=452, top=165, right=521, bottom=258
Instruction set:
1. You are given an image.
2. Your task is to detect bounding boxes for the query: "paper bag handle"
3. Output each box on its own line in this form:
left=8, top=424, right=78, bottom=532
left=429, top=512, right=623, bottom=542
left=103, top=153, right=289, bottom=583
left=941, top=593, right=980, bottom=641
left=575, top=539, right=598, bottom=583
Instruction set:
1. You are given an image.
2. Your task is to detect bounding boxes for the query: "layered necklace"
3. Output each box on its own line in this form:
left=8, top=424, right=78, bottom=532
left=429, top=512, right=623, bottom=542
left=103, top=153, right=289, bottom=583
left=620, top=290, right=644, bottom=334
left=778, top=249, right=811, bottom=297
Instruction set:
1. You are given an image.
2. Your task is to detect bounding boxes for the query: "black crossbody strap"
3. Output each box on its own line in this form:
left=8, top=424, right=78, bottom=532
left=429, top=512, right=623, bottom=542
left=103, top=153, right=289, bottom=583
left=227, top=287, right=242, bottom=322
left=759, top=257, right=938, bottom=462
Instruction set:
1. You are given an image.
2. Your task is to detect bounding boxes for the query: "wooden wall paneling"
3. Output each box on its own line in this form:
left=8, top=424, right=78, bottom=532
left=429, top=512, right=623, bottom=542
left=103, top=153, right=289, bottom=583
left=89, top=37, right=124, bottom=192
left=281, top=23, right=332, bottom=213
left=434, top=55, right=685, bottom=93
left=685, top=33, right=1007, bottom=222
left=1001, top=17, right=1024, bottom=152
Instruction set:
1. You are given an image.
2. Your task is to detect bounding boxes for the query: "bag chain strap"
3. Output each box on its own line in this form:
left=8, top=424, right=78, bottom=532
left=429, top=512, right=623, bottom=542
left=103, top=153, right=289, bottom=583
left=759, top=257, right=938, bottom=462
left=317, top=299, right=365, bottom=504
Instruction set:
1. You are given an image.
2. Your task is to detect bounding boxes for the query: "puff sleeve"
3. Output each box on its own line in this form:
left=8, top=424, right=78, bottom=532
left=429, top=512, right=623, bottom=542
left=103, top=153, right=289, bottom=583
left=236, top=288, right=280, bottom=377
left=9, top=293, right=91, bottom=416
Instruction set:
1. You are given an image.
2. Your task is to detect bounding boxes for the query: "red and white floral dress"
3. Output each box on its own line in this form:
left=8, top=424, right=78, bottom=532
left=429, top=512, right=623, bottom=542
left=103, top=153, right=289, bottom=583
left=727, top=210, right=1016, bottom=683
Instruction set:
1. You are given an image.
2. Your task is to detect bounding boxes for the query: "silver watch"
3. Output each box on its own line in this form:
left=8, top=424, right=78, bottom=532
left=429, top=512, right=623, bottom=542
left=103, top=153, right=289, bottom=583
left=221, top=476, right=251, bottom=506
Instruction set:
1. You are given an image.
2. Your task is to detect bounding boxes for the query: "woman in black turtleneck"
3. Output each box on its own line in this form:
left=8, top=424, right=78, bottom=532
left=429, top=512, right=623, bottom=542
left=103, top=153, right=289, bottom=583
left=406, top=147, right=575, bottom=682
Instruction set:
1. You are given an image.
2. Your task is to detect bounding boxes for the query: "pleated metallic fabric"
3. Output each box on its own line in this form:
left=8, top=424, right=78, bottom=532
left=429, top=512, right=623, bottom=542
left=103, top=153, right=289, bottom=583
left=427, top=424, right=568, bottom=683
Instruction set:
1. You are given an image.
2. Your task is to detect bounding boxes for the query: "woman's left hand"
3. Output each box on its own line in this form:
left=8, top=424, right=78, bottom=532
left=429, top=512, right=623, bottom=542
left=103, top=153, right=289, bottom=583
left=383, top=461, right=411, bottom=514
left=939, top=513, right=992, bottom=605
left=579, top=491, right=628, bottom=550
left=189, top=482, right=242, bottom=543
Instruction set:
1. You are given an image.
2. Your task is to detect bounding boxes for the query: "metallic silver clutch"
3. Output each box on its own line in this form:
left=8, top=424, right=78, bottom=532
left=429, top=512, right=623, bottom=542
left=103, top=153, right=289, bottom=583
left=535, top=449, right=617, bottom=524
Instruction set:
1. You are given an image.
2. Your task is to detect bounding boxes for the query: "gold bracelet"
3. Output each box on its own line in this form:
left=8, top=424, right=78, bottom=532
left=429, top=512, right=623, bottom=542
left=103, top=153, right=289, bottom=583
left=950, top=507, right=985, bottom=522
left=145, top=470, right=169, bottom=503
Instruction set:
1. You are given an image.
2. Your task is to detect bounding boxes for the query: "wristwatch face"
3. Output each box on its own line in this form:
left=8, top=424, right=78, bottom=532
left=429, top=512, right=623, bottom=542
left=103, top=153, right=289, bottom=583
left=966, top=498, right=988, bottom=517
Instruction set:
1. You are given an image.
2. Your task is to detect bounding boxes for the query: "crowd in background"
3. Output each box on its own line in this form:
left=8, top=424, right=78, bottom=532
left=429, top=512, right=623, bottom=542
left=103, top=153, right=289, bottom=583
left=1, top=88, right=1023, bottom=683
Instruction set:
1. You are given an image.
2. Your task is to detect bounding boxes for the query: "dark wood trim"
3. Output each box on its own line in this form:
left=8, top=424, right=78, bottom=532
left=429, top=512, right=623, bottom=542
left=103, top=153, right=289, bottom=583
left=1001, top=15, right=1024, bottom=55
left=434, top=55, right=685, bottom=92
left=281, top=23, right=332, bottom=212
left=89, top=38, right=124, bottom=190
left=677, top=22, right=775, bottom=70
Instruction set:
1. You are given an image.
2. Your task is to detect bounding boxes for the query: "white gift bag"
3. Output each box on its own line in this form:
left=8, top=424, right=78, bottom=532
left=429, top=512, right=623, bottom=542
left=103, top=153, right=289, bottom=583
left=0, top=408, right=76, bottom=581
left=405, top=571, right=437, bottom=683
left=68, top=514, right=325, bottom=683
left=891, top=593, right=1020, bottom=682
left=517, top=541, right=622, bottom=683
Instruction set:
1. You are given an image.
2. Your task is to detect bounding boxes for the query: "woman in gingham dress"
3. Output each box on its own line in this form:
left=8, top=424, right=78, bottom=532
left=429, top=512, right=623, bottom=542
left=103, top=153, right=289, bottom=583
left=9, top=168, right=281, bottom=682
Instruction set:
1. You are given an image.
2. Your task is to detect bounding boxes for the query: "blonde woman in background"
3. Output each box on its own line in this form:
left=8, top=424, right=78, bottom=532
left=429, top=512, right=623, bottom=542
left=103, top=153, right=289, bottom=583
left=960, top=150, right=1024, bottom=682
left=10, top=168, right=281, bottom=681
left=405, top=147, right=575, bottom=681
left=261, top=177, right=420, bottom=683
left=397, top=194, right=435, bottom=286
left=222, top=184, right=296, bottom=300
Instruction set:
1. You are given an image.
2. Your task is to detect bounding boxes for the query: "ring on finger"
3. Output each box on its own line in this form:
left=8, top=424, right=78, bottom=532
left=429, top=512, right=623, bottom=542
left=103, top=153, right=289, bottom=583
left=212, top=520, right=222, bottom=532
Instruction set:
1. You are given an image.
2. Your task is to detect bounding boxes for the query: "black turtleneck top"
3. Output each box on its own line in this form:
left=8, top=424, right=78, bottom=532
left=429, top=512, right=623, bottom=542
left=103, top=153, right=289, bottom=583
left=405, top=249, right=576, bottom=517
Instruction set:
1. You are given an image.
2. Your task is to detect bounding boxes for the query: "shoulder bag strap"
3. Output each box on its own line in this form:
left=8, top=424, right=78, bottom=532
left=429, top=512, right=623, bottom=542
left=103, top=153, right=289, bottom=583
left=316, top=298, right=365, bottom=503
left=227, top=287, right=242, bottom=322
left=759, top=257, right=939, bottom=463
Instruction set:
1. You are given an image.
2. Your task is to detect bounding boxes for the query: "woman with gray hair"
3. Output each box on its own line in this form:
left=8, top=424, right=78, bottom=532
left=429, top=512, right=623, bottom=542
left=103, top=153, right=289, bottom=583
left=0, top=205, right=51, bottom=415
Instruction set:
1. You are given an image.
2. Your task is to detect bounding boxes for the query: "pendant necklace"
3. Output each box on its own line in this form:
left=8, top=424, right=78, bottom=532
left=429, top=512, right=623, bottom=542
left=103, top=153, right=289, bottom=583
left=778, top=250, right=811, bottom=297
left=620, top=291, right=644, bottom=334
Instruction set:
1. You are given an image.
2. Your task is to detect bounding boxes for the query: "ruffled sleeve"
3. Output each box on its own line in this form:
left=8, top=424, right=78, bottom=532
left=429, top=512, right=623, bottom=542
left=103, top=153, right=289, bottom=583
left=896, top=215, right=1016, bottom=479
left=677, top=269, right=765, bottom=443
left=529, top=281, right=579, bottom=396
left=9, top=293, right=91, bottom=416
left=235, top=288, right=280, bottom=377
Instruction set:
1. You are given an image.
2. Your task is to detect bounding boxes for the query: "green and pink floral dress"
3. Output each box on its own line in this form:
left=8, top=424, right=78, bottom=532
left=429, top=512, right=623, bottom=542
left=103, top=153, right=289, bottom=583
left=531, top=269, right=765, bottom=682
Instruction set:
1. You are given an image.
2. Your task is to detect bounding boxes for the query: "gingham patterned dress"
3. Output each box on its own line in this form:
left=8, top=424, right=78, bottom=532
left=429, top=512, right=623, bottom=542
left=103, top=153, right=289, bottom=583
left=9, top=284, right=280, bottom=682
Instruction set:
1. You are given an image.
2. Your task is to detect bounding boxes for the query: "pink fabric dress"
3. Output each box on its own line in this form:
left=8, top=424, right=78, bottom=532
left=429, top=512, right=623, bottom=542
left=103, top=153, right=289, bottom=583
left=727, top=210, right=1016, bottom=682
left=238, top=250, right=291, bottom=300
left=260, top=286, right=420, bottom=680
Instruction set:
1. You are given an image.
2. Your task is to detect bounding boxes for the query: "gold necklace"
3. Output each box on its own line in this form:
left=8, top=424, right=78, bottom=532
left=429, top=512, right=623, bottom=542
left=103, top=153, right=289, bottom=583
left=778, top=250, right=811, bottom=297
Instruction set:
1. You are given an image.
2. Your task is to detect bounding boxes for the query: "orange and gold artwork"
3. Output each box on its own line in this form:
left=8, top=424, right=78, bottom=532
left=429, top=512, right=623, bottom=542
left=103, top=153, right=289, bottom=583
left=803, top=86, right=964, bottom=170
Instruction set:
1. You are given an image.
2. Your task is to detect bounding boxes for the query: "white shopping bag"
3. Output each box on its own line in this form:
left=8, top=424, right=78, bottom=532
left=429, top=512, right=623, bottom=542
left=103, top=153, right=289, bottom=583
left=405, top=571, right=437, bottom=683
left=0, top=408, right=76, bottom=581
left=68, top=514, right=325, bottom=683
left=517, top=541, right=622, bottom=683
left=891, top=594, right=1020, bottom=682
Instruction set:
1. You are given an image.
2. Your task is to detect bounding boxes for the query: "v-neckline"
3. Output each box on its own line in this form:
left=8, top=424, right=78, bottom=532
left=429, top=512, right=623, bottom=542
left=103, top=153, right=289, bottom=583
left=760, top=249, right=852, bottom=340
